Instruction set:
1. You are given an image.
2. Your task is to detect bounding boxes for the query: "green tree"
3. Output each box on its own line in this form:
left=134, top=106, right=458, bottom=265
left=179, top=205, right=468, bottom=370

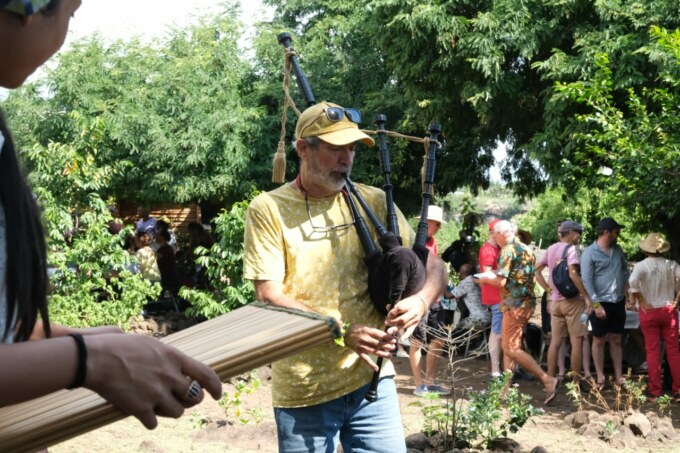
left=552, top=27, right=680, bottom=256
left=5, top=1, right=263, bottom=205
left=23, top=124, right=160, bottom=328
left=258, top=0, right=680, bottom=255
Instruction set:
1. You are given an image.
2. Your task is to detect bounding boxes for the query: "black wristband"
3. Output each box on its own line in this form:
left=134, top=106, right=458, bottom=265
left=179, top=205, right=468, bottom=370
left=67, top=333, right=88, bottom=389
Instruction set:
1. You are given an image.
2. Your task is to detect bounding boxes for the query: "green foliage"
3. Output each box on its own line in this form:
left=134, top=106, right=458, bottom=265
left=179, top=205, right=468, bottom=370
left=256, top=0, right=680, bottom=253
left=18, top=118, right=160, bottom=328
left=181, top=196, right=256, bottom=319
left=514, top=186, right=645, bottom=256
left=42, top=196, right=159, bottom=328
left=5, top=0, right=264, bottom=205
left=218, top=372, right=263, bottom=425
left=656, top=395, right=672, bottom=416
left=410, top=372, right=542, bottom=449
left=551, top=27, right=680, bottom=255
left=458, top=373, right=542, bottom=447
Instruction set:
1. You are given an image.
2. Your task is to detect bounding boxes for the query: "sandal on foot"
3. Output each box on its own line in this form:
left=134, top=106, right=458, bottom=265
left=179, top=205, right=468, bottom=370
left=615, top=377, right=627, bottom=387
left=544, top=378, right=559, bottom=405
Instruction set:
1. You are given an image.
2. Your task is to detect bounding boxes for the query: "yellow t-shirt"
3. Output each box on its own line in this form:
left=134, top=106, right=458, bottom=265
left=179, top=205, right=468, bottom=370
left=136, top=247, right=160, bottom=282
left=243, top=182, right=414, bottom=408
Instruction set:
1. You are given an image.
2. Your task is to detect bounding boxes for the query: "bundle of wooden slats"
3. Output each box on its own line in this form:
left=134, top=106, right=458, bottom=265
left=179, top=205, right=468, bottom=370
left=0, top=303, right=339, bottom=453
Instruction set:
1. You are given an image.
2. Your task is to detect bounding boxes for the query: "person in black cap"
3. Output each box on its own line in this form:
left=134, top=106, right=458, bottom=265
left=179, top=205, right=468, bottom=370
left=581, top=217, right=630, bottom=388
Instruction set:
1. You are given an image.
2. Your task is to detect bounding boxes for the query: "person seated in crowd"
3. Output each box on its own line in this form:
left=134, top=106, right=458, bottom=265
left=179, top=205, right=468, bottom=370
left=153, top=219, right=177, bottom=252
left=187, top=222, right=214, bottom=254
left=451, top=263, right=490, bottom=329
left=135, top=206, right=156, bottom=235
left=629, top=233, right=680, bottom=402
left=121, top=233, right=140, bottom=274
left=155, top=229, right=180, bottom=296
left=135, top=231, right=160, bottom=282
left=186, top=222, right=214, bottom=289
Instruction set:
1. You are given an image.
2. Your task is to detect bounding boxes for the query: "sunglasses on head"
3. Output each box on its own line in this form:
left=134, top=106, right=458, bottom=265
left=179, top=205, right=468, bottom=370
left=324, top=107, right=362, bottom=124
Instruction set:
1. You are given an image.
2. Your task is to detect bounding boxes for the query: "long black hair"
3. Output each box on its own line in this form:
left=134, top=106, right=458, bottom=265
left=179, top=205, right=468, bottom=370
left=0, top=114, right=50, bottom=342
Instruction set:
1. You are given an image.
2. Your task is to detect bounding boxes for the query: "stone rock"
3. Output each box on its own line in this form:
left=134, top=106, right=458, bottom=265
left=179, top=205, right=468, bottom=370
left=609, top=424, right=638, bottom=449
left=646, top=429, right=664, bottom=443
left=405, top=432, right=432, bottom=451
left=576, top=422, right=604, bottom=439
left=428, top=432, right=445, bottom=449
left=645, top=411, right=660, bottom=427
left=624, top=412, right=652, bottom=438
left=566, top=411, right=592, bottom=429
left=529, top=447, right=549, bottom=453
left=656, top=422, right=677, bottom=441
left=587, top=410, right=600, bottom=420
left=487, top=437, right=521, bottom=452
left=406, top=449, right=421, bottom=453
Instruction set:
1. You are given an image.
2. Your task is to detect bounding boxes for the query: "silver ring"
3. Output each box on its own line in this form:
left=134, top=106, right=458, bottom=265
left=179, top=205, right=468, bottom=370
left=182, top=380, right=202, bottom=402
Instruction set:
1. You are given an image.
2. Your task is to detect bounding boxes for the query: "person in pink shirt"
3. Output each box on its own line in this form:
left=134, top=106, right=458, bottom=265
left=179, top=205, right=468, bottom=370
left=535, top=221, right=592, bottom=386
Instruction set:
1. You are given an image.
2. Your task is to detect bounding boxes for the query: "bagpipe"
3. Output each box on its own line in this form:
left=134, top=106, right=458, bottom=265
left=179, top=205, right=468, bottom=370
left=277, top=33, right=442, bottom=402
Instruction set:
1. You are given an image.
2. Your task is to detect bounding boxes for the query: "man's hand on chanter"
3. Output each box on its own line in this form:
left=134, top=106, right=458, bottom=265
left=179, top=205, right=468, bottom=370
left=384, top=294, right=429, bottom=336
left=343, top=324, right=397, bottom=372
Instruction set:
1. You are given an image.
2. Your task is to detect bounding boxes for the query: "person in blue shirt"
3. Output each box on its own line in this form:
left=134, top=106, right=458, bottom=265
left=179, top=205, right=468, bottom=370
left=581, top=217, right=630, bottom=389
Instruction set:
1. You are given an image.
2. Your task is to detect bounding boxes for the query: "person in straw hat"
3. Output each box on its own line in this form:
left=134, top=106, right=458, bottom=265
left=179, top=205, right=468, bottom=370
left=0, top=0, right=222, bottom=429
left=629, top=233, right=680, bottom=401
left=243, top=102, right=446, bottom=452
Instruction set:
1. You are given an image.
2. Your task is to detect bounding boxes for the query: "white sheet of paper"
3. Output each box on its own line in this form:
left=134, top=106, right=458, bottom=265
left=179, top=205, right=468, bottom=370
left=473, top=271, right=497, bottom=279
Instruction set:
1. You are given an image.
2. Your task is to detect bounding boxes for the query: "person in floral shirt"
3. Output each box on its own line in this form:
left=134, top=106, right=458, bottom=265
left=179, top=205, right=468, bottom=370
left=478, top=220, right=559, bottom=405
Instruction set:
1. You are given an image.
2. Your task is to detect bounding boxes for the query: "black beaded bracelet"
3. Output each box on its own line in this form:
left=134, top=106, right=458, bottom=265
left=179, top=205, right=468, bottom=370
left=67, top=333, right=88, bottom=389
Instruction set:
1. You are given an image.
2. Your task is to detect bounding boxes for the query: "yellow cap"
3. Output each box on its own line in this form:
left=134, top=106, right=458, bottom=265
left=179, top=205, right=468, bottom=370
left=295, top=102, right=375, bottom=147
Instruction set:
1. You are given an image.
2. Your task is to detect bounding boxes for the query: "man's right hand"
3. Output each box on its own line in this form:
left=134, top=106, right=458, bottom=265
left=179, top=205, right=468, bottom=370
left=594, top=306, right=607, bottom=320
left=343, top=324, right=397, bottom=372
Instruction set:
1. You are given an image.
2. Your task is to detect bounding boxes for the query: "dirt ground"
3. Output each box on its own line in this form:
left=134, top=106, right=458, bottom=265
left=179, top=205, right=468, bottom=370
left=50, top=350, right=680, bottom=453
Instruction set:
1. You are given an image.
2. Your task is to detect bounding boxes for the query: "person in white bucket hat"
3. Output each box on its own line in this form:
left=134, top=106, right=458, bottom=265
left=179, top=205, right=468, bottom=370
left=410, top=205, right=451, bottom=396
left=416, top=205, right=447, bottom=254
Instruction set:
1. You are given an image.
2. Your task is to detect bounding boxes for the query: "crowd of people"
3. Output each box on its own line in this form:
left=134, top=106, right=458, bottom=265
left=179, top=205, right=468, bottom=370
left=466, top=217, right=680, bottom=404
left=409, top=212, right=680, bottom=408
left=119, top=206, right=215, bottom=303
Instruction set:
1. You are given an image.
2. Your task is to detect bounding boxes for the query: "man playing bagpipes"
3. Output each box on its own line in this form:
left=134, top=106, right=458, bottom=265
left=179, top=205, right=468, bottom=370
left=243, top=102, right=446, bottom=452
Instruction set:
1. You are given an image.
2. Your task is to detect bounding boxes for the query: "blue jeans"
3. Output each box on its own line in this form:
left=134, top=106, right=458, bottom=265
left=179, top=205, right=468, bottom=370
left=274, top=377, right=406, bottom=453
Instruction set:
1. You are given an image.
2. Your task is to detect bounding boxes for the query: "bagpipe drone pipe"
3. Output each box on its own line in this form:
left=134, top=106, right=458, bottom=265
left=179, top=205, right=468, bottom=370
left=277, top=33, right=442, bottom=402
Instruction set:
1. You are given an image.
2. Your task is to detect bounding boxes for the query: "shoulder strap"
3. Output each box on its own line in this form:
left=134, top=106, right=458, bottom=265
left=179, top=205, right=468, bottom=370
left=560, top=244, right=573, bottom=261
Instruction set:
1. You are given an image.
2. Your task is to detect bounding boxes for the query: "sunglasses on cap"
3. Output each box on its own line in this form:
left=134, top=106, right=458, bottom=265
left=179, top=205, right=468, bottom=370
left=298, top=106, right=364, bottom=139
left=323, top=107, right=362, bottom=124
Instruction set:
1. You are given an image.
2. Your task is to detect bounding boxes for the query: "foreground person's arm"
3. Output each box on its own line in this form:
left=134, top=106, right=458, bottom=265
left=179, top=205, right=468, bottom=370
left=0, top=334, right=222, bottom=429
